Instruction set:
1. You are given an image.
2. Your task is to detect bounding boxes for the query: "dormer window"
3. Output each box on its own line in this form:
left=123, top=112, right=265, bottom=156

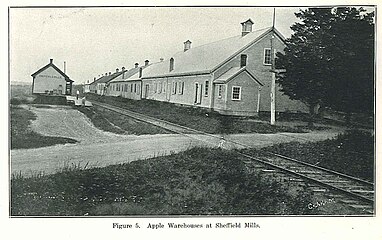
left=240, top=54, right=247, bottom=67
left=139, top=67, right=143, bottom=78
left=240, top=19, right=254, bottom=37
left=169, top=58, right=174, bottom=72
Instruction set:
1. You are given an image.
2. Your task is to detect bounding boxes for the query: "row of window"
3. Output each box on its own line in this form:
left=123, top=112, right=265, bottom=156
left=111, top=82, right=241, bottom=100
left=111, top=83, right=140, bottom=94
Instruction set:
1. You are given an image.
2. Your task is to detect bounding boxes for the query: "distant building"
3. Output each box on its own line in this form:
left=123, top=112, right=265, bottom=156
left=108, top=63, right=150, bottom=100
left=31, top=59, right=74, bottom=95
left=89, top=68, right=125, bottom=95
left=83, top=79, right=93, bottom=93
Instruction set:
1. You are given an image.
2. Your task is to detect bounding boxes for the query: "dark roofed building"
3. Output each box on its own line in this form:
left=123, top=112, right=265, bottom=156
left=89, top=69, right=125, bottom=95
left=31, top=59, right=74, bottom=95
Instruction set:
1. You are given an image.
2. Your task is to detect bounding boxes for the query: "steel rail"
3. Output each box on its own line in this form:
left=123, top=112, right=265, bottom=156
left=238, top=152, right=374, bottom=204
left=89, top=100, right=374, bottom=208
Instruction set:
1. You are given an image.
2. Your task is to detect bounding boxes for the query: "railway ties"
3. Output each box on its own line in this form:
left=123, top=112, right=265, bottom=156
left=90, top=100, right=375, bottom=214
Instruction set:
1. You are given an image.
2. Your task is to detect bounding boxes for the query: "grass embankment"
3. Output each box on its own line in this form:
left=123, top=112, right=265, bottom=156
left=85, top=94, right=305, bottom=134
left=76, top=106, right=170, bottom=135
left=11, top=105, right=77, bottom=149
left=11, top=147, right=315, bottom=216
left=242, top=130, right=374, bottom=182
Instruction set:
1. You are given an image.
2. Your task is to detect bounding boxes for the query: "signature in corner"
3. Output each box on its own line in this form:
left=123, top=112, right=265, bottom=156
left=308, top=198, right=335, bottom=210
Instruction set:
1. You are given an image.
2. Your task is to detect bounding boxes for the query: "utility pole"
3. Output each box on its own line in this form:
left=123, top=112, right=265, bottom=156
left=270, top=8, right=276, bottom=125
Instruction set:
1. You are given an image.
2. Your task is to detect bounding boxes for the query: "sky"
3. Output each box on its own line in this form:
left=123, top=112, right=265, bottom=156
left=10, top=7, right=305, bottom=84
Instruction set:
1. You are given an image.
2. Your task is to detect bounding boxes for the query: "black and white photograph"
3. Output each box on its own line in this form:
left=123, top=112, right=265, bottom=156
left=2, top=2, right=381, bottom=240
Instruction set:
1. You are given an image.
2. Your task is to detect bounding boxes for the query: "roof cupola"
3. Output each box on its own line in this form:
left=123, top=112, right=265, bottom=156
left=241, top=19, right=254, bottom=37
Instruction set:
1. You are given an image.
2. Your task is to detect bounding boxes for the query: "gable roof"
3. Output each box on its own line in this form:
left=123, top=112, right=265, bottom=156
left=213, top=66, right=263, bottom=85
left=141, top=27, right=286, bottom=79
left=31, top=62, right=74, bottom=82
left=109, top=62, right=160, bottom=83
left=109, top=67, right=142, bottom=83
left=91, top=71, right=125, bottom=85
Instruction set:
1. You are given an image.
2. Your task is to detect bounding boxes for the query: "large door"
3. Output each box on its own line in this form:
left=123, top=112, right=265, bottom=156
left=194, top=83, right=202, bottom=104
left=145, top=84, right=150, bottom=98
left=166, top=82, right=171, bottom=101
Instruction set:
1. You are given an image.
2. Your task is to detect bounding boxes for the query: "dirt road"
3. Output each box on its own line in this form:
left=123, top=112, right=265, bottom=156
left=11, top=105, right=342, bottom=177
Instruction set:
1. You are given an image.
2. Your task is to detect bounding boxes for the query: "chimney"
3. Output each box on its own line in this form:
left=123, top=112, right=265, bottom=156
left=135, top=63, right=139, bottom=68
left=122, top=67, right=125, bottom=71
left=109, top=72, right=111, bottom=75
left=144, top=60, right=149, bottom=66
left=50, top=59, right=53, bottom=64
left=122, top=67, right=126, bottom=79
left=94, top=77, right=96, bottom=81
left=160, top=58, right=164, bottom=62
left=241, top=18, right=254, bottom=37
left=116, top=68, right=119, bottom=72
left=184, top=40, right=192, bottom=52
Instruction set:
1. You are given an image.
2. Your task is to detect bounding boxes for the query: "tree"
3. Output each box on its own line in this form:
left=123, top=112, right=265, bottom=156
left=276, top=7, right=374, bottom=125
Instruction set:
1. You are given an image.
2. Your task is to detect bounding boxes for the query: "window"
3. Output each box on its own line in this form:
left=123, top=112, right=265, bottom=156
left=232, top=86, right=241, bottom=100
left=172, top=82, right=177, bottom=94
left=163, top=82, right=166, bottom=93
left=134, top=83, right=137, bottom=93
left=154, top=82, right=157, bottom=93
left=131, top=84, right=133, bottom=92
left=169, top=58, right=174, bottom=72
left=158, top=82, right=162, bottom=93
left=181, top=82, right=184, bottom=94
left=125, top=84, right=128, bottom=92
left=264, top=48, right=271, bottom=65
left=204, top=81, right=209, bottom=96
left=240, top=54, right=247, bottom=67
left=178, top=81, right=182, bottom=94
left=218, top=85, right=223, bottom=98
left=137, top=84, right=140, bottom=94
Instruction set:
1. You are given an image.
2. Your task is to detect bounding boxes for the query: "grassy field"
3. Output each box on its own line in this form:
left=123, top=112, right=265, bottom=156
left=76, top=106, right=171, bottom=135
left=11, top=147, right=316, bottom=216
left=10, top=105, right=77, bottom=149
left=242, top=130, right=374, bottom=182
left=85, top=94, right=306, bottom=134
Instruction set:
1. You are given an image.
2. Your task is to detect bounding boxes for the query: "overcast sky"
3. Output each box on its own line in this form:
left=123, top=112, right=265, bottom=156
left=10, top=7, right=306, bottom=84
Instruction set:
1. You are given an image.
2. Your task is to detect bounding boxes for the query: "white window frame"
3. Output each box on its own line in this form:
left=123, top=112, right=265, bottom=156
left=231, top=86, right=242, bottom=101
left=263, top=48, right=272, bottom=65
left=204, top=80, right=209, bottom=96
left=178, top=81, right=182, bottom=94
left=172, top=82, right=177, bottom=95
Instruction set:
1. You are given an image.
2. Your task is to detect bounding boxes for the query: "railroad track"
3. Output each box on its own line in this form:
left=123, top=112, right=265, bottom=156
left=90, top=100, right=375, bottom=214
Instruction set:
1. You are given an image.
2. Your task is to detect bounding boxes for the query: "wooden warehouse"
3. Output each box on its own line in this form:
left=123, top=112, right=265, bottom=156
left=104, top=19, right=307, bottom=116
left=31, top=59, right=74, bottom=95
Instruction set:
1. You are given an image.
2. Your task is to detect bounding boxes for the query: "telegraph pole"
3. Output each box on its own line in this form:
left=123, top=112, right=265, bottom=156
left=270, top=8, right=276, bottom=125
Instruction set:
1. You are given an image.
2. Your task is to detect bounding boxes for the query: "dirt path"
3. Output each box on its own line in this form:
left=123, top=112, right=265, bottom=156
left=11, top=105, right=343, bottom=177
left=28, top=105, right=140, bottom=144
